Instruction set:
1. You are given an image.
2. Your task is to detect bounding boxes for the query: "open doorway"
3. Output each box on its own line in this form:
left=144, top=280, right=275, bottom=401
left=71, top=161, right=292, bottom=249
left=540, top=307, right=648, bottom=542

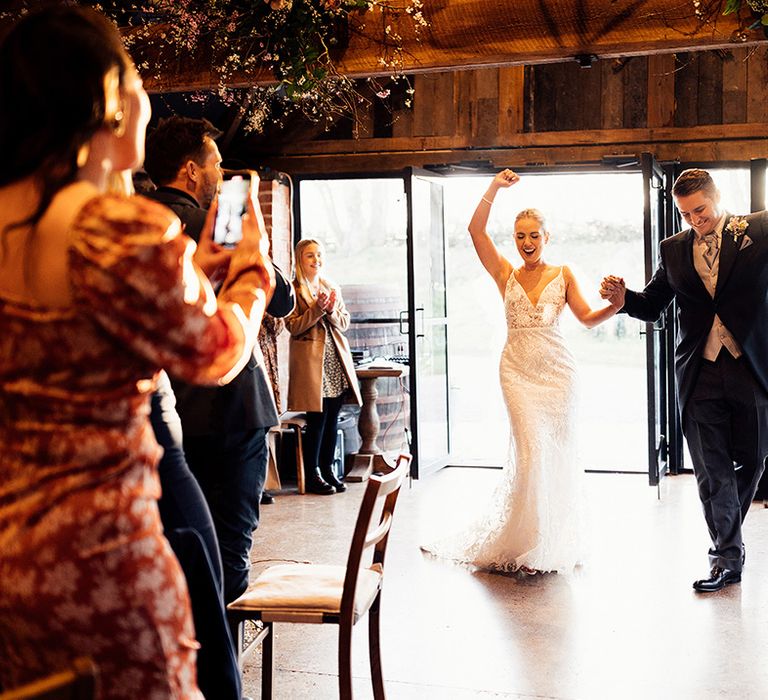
left=297, top=177, right=412, bottom=463
left=443, top=171, right=649, bottom=472
left=297, top=171, right=652, bottom=474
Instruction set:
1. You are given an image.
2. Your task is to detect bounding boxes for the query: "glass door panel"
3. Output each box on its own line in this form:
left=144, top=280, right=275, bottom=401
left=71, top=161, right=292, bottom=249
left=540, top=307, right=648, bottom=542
left=297, top=177, right=411, bottom=460
left=407, top=172, right=450, bottom=477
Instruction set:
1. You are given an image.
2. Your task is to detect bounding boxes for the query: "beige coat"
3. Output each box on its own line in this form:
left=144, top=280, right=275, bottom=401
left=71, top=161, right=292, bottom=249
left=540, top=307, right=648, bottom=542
left=286, top=280, right=362, bottom=412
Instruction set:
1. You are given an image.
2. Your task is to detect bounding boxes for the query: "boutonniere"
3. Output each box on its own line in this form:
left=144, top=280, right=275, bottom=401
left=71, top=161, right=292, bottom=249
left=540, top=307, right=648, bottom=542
left=725, top=215, right=749, bottom=243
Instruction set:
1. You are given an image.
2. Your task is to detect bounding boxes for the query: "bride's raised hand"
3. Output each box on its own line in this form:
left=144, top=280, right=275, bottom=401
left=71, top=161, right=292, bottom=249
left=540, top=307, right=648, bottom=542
left=493, top=169, right=520, bottom=189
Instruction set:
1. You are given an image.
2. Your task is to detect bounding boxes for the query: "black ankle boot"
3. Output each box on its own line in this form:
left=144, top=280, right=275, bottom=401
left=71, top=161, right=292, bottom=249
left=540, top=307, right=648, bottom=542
left=321, top=466, right=347, bottom=493
left=305, top=468, right=335, bottom=495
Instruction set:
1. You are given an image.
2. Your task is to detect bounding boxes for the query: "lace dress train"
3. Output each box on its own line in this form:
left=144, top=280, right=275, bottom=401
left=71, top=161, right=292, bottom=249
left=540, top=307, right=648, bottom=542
left=423, top=269, right=585, bottom=574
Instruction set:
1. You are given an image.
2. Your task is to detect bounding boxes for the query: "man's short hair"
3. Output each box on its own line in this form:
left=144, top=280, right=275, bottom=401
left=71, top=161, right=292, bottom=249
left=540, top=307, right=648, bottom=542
left=144, top=116, right=222, bottom=187
left=672, top=168, right=717, bottom=199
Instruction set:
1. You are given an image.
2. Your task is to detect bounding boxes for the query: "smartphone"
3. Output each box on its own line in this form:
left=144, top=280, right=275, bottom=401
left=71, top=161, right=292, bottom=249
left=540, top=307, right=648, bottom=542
left=213, top=175, right=250, bottom=248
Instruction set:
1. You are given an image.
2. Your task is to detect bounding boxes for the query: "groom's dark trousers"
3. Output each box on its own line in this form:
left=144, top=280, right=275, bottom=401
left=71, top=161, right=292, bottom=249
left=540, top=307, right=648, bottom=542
left=621, top=209, right=768, bottom=572
left=683, top=351, right=768, bottom=570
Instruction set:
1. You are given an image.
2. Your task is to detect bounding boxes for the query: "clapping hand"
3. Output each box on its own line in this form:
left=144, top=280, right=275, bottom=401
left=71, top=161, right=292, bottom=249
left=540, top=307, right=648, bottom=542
left=600, top=275, right=626, bottom=310
left=317, top=288, right=337, bottom=314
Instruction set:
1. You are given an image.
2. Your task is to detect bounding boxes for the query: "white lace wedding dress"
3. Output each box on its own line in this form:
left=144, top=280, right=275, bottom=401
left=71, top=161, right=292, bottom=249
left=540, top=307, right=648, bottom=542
left=423, top=268, right=584, bottom=573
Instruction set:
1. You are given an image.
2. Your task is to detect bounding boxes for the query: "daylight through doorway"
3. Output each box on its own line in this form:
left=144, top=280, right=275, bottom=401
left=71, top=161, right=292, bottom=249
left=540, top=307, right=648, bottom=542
left=444, top=172, right=648, bottom=472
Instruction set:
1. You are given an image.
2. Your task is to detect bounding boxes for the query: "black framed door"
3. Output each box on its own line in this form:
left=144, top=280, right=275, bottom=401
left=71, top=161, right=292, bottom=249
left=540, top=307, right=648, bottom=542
left=641, top=153, right=679, bottom=487
left=293, top=171, right=451, bottom=479
left=405, top=169, right=451, bottom=477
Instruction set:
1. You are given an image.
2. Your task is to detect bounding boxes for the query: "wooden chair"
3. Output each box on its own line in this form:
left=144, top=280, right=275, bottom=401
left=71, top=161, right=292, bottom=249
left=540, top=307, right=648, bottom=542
left=0, top=658, right=96, bottom=700
left=274, top=411, right=307, bottom=495
left=227, top=453, right=411, bottom=700
left=265, top=426, right=283, bottom=491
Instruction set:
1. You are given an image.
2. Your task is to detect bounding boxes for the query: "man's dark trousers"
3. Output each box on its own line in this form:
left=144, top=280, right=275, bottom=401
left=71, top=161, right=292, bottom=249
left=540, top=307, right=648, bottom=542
left=183, top=427, right=269, bottom=603
left=682, top=352, right=768, bottom=571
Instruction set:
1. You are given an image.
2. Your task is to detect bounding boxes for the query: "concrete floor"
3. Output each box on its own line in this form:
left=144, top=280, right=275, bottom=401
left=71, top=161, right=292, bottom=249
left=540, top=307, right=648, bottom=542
left=242, top=468, right=768, bottom=699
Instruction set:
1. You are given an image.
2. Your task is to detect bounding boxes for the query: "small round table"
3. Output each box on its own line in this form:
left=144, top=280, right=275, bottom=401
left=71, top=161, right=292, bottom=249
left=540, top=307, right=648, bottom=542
left=346, top=362, right=409, bottom=482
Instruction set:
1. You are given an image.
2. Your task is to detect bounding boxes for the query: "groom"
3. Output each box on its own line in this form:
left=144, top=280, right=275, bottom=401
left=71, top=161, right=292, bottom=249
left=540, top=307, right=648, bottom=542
left=602, top=168, right=768, bottom=592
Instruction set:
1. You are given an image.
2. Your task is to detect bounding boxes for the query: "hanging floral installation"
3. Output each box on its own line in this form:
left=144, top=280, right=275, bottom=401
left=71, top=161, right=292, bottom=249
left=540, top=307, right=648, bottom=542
left=693, top=0, right=768, bottom=40
left=98, top=0, right=428, bottom=132
left=0, top=1, right=426, bottom=133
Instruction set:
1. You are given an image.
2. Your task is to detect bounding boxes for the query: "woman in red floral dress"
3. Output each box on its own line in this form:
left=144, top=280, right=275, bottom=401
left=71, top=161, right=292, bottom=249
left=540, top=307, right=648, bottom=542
left=0, top=7, right=273, bottom=698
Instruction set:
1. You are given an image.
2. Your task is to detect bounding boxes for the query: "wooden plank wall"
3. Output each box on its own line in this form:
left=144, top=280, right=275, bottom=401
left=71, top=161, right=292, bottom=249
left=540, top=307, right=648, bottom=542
left=254, top=46, right=768, bottom=173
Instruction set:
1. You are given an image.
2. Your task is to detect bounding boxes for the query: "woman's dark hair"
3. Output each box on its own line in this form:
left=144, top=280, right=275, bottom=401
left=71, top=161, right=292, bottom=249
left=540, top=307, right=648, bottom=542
left=0, top=6, right=131, bottom=229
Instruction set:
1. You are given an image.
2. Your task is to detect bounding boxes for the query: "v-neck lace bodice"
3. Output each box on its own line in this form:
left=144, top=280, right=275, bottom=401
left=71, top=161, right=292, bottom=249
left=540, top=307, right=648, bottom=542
left=505, top=267, right=566, bottom=331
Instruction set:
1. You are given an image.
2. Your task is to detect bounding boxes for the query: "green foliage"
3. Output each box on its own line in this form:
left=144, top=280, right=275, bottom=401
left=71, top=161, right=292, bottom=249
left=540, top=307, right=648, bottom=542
left=719, top=0, right=768, bottom=37
left=85, top=0, right=427, bottom=131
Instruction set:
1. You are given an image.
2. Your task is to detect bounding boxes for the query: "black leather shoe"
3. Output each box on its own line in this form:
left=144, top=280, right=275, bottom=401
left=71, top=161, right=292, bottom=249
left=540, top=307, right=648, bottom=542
left=260, top=491, right=275, bottom=505
left=321, top=467, right=347, bottom=493
left=305, top=468, right=335, bottom=495
left=692, top=566, right=741, bottom=593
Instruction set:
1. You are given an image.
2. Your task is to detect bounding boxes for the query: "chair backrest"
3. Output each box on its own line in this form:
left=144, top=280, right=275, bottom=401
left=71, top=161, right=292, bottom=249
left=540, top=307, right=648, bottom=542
left=340, top=454, right=411, bottom=622
left=0, top=658, right=96, bottom=700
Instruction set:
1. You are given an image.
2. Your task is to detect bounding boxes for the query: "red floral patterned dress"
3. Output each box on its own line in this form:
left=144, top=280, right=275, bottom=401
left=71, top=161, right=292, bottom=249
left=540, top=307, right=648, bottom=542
left=0, top=192, right=269, bottom=698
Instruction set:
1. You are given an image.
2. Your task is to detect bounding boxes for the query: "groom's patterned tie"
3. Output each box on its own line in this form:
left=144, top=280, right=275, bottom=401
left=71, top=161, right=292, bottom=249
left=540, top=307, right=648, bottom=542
left=701, top=231, right=719, bottom=270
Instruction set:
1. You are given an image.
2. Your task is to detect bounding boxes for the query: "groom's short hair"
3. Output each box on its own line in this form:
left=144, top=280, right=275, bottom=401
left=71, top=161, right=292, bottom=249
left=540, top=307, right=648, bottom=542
left=672, top=169, right=717, bottom=199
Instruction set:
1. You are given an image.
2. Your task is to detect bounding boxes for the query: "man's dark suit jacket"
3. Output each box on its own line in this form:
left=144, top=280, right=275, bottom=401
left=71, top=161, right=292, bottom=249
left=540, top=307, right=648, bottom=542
left=622, top=210, right=768, bottom=416
left=144, top=186, right=295, bottom=435
left=148, top=187, right=208, bottom=240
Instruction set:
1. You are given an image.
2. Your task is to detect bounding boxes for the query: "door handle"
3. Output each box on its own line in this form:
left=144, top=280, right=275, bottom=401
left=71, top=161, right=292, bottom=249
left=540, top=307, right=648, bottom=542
left=399, top=310, right=409, bottom=335
left=415, top=307, right=425, bottom=338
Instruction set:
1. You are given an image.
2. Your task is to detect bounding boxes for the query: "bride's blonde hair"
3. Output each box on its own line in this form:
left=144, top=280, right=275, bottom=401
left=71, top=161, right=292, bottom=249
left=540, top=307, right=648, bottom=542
left=515, top=208, right=548, bottom=232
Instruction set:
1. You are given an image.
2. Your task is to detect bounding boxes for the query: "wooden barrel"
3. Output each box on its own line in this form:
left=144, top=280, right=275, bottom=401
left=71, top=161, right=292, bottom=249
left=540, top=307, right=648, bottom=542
left=341, top=283, right=410, bottom=454
left=342, top=283, right=406, bottom=359
left=373, top=375, right=410, bottom=453
left=342, top=283, right=406, bottom=322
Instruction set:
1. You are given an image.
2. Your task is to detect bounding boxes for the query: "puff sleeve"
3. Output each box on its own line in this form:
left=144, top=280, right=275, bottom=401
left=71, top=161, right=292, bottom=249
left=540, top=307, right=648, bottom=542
left=69, top=194, right=271, bottom=385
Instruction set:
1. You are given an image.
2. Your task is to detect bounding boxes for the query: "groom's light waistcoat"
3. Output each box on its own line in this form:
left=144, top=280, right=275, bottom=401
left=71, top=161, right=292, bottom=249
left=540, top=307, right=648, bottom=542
left=691, top=213, right=742, bottom=361
left=621, top=209, right=768, bottom=415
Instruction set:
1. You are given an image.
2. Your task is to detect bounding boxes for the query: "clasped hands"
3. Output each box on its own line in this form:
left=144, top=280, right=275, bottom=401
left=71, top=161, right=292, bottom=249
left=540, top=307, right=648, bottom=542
left=600, top=275, right=626, bottom=309
left=317, top=288, right=337, bottom=314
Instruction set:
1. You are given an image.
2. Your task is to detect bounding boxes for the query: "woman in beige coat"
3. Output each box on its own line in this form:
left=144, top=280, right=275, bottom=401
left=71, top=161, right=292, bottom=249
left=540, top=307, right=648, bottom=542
left=286, top=239, right=362, bottom=494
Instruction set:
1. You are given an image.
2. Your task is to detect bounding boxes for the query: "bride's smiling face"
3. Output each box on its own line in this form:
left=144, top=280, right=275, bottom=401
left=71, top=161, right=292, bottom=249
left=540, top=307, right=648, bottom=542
left=514, top=217, right=549, bottom=264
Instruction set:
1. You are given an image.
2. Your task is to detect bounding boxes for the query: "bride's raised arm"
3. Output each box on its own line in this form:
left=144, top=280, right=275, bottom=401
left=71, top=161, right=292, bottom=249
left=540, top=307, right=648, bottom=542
left=468, top=169, right=519, bottom=296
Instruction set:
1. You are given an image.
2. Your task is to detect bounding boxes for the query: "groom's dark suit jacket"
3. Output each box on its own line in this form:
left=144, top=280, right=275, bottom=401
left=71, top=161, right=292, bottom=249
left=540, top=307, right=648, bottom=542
left=622, top=210, right=768, bottom=416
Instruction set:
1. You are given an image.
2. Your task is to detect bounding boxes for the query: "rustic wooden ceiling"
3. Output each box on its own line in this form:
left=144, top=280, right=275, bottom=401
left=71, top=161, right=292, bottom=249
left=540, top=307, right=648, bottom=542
left=142, top=0, right=766, bottom=92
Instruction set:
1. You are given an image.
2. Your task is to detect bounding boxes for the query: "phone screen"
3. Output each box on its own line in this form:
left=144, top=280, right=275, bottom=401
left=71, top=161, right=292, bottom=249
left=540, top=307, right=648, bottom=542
left=213, top=176, right=250, bottom=247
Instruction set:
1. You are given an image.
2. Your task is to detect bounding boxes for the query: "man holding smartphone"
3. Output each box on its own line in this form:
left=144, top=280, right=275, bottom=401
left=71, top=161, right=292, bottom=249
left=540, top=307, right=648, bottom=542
left=144, top=116, right=295, bottom=605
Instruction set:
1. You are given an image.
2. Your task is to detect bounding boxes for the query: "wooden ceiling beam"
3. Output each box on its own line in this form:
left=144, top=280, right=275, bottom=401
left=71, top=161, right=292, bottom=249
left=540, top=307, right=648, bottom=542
left=139, top=0, right=767, bottom=93
left=242, top=122, right=768, bottom=157
left=256, top=132, right=768, bottom=175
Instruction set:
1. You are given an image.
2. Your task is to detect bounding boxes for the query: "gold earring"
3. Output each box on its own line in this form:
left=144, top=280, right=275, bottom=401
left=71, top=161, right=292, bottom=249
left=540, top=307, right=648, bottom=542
left=102, top=66, right=126, bottom=136
left=111, top=106, right=126, bottom=137
left=76, top=142, right=90, bottom=168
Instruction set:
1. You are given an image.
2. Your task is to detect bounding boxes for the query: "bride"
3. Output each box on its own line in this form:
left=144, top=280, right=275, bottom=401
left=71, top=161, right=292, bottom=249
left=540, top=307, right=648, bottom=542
left=423, top=169, right=624, bottom=575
